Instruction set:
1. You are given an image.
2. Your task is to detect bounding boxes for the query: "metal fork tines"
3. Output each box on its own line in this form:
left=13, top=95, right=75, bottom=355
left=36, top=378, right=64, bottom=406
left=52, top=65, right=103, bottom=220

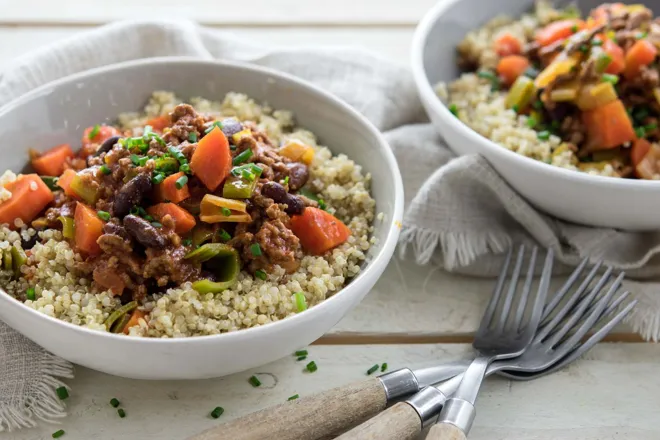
left=433, top=245, right=553, bottom=436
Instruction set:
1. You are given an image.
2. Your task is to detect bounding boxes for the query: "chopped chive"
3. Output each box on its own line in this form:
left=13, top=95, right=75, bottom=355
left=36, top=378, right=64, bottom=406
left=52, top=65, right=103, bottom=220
left=526, top=116, right=538, bottom=129
left=152, top=173, right=165, bottom=185
left=634, top=107, right=650, bottom=121
left=533, top=100, right=544, bottom=110
left=97, top=211, right=111, bottom=221
left=210, top=407, right=225, bottom=419
left=26, top=287, right=35, bottom=301
left=449, top=103, right=459, bottom=116
left=366, top=364, right=379, bottom=375
left=579, top=44, right=589, bottom=53
left=636, top=126, right=646, bottom=138
left=143, top=125, right=153, bottom=136
left=180, top=163, right=191, bottom=174
left=110, top=398, right=120, bottom=408
left=294, top=292, right=307, bottom=312
left=204, top=121, right=223, bottom=134
left=52, top=429, right=65, bottom=438
left=175, top=175, right=188, bottom=190
left=250, top=243, right=262, bottom=256
left=221, top=207, right=232, bottom=217
left=287, top=394, right=300, bottom=401
left=294, top=350, right=308, bottom=357
left=550, top=120, right=560, bottom=131
left=637, top=31, right=648, bottom=40
left=248, top=375, right=262, bottom=387
left=511, top=104, right=519, bottom=113
left=55, top=386, right=69, bottom=400
left=89, top=124, right=100, bottom=140
left=602, top=73, right=619, bottom=85
left=381, top=363, right=388, bottom=372
left=168, top=146, right=187, bottom=165
left=151, top=222, right=162, bottom=228
left=537, top=130, right=551, bottom=141
left=595, top=52, right=612, bottom=72
left=182, top=238, right=193, bottom=246
left=255, top=269, right=267, bottom=280
left=318, top=199, right=327, bottom=211
left=571, top=24, right=578, bottom=33
left=100, top=164, right=111, bottom=175
left=645, top=122, right=658, bottom=131
left=188, top=132, right=198, bottom=143
left=117, top=408, right=126, bottom=418
left=305, top=361, right=318, bottom=373
left=477, top=70, right=497, bottom=81
left=39, top=176, right=59, bottom=191
left=297, top=355, right=307, bottom=361
left=144, top=215, right=154, bottom=222
left=233, top=149, right=253, bottom=165
left=217, top=229, right=231, bottom=242
left=592, top=38, right=603, bottom=46
left=283, top=176, right=290, bottom=186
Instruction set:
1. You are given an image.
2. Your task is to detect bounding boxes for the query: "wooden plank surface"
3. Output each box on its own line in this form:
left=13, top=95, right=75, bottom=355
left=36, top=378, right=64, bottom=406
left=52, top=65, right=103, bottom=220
left=0, top=0, right=436, bottom=25
left=9, top=344, right=660, bottom=440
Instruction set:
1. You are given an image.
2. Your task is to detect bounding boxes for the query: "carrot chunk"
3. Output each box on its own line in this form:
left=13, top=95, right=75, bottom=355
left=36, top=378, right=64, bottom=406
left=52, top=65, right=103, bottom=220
left=31, top=144, right=74, bottom=177
left=0, top=174, right=54, bottom=227
left=147, top=203, right=196, bottom=235
left=74, top=202, right=105, bottom=256
left=631, top=138, right=652, bottom=166
left=155, top=172, right=191, bottom=204
left=190, top=127, right=232, bottom=191
left=494, top=33, right=523, bottom=57
left=290, top=207, right=351, bottom=255
left=82, top=125, right=121, bottom=148
left=122, top=309, right=148, bottom=334
left=624, top=39, right=658, bottom=79
left=145, top=115, right=171, bottom=133
left=535, top=19, right=585, bottom=47
left=582, top=99, right=636, bottom=150
left=57, top=169, right=78, bottom=198
left=496, top=55, right=531, bottom=87
left=602, top=39, right=625, bottom=74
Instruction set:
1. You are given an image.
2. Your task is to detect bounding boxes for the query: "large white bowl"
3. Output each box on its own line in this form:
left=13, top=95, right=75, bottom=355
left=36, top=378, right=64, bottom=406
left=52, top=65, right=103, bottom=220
left=412, top=0, right=660, bottom=230
left=0, top=58, right=403, bottom=379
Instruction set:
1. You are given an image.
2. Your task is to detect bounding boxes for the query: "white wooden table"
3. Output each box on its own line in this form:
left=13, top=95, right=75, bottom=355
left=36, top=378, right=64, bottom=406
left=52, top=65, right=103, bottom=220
left=3, top=2, right=660, bottom=439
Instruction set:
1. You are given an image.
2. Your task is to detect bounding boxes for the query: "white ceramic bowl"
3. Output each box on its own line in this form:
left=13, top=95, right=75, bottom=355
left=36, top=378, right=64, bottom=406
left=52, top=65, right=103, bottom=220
left=0, top=58, right=403, bottom=379
left=412, top=0, right=660, bottom=230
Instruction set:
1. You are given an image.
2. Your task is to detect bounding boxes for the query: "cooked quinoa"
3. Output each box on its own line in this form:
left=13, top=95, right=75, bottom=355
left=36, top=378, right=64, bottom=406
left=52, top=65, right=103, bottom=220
left=438, top=1, right=660, bottom=179
left=0, top=91, right=375, bottom=337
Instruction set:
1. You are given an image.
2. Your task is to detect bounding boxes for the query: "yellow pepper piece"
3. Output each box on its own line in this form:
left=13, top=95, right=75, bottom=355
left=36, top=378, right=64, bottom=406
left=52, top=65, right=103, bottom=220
left=232, top=129, right=251, bottom=145
left=279, top=140, right=315, bottom=165
left=535, top=54, right=581, bottom=89
left=575, top=82, right=618, bottom=111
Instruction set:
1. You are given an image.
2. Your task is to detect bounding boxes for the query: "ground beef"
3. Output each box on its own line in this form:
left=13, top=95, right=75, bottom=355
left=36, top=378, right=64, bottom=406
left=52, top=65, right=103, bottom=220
left=254, top=220, right=301, bottom=273
left=561, top=116, right=587, bottom=148
left=143, top=246, right=200, bottom=287
left=164, top=104, right=206, bottom=145
left=92, top=256, right=134, bottom=297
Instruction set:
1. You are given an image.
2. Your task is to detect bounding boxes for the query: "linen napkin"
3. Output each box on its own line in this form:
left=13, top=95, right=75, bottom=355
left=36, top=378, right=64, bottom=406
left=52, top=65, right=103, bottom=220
left=1, top=19, right=660, bottom=430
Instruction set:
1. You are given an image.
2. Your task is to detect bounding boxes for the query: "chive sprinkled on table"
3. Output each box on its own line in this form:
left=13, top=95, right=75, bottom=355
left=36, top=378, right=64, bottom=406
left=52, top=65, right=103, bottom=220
left=366, top=364, right=379, bottom=375
left=52, top=429, right=65, bottom=438
left=381, top=363, right=388, bottom=372
left=294, top=350, right=308, bottom=357
left=287, top=394, right=299, bottom=401
left=297, top=356, right=307, bottom=361
left=56, top=386, right=69, bottom=400
left=110, top=398, right=120, bottom=408
left=305, top=361, right=318, bottom=373
left=248, top=375, right=262, bottom=387
left=117, top=408, right=126, bottom=418
left=210, top=406, right=225, bottom=419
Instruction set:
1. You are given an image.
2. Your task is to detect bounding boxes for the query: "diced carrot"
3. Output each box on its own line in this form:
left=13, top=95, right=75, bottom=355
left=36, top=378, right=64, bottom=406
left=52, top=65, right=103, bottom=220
left=57, top=169, right=78, bottom=198
left=82, top=125, right=121, bottom=148
left=535, top=19, right=585, bottom=47
left=147, top=203, right=196, bottom=235
left=496, top=55, right=531, bottom=86
left=624, top=39, right=658, bottom=79
left=290, top=207, right=351, bottom=255
left=74, top=202, right=105, bottom=256
left=591, top=3, right=625, bottom=21
left=93, top=268, right=125, bottom=296
left=602, top=39, right=625, bottom=74
left=0, top=174, right=54, bottom=227
left=582, top=100, right=636, bottom=150
left=145, top=115, right=171, bottom=133
left=494, top=32, right=523, bottom=57
left=155, top=172, right=191, bottom=204
left=31, top=144, right=74, bottom=177
left=190, top=126, right=232, bottom=191
left=631, top=138, right=652, bottom=166
left=122, top=309, right=148, bottom=334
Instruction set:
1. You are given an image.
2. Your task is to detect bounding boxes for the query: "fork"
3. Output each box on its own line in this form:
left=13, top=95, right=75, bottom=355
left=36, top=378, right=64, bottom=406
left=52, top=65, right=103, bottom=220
left=336, top=245, right=552, bottom=440
left=337, top=258, right=633, bottom=440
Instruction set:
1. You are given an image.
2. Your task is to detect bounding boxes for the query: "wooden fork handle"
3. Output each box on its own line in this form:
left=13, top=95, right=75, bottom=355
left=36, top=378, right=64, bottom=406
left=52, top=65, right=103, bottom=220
left=185, top=377, right=387, bottom=440
left=425, top=422, right=467, bottom=440
left=335, top=402, right=422, bottom=440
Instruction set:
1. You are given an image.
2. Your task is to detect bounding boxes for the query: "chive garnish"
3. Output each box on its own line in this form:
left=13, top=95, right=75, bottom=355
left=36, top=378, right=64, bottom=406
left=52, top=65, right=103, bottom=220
left=512, top=104, right=519, bottom=113
left=168, top=146, right=187, bottom=165
left=26, top=287, right=35, bottom=301
left=306, top=361, right=318, bottom=373
left=636, top=126, right=646, bottom=138
left=255, top=269, right=267, bottom=280
left=233, top=149, right=253, bottom=166
left=537, top=131, right=551, bottom=141
left=283, top=176, right=290, bottom=186
left=602, top=73, right=619, bottom=85
left=144, top=215, right=154, bottom=222
left=318, top=199, right=327, bottom=211
left=297, top=356, right=307, bottom=361
left=221, top=207, right=232, bottom=217
left=250, top=243, right=262, bottom=256
left=294, top=292, right=307, bottom=312
left=180, top=163, right=191, bottom=174
left=449, top=103, right=459, bottom=116
left=211, top=407, right=225, bottom=419
left=288, top=394, right=299, bottom=401
left=55, top=386, right=69, bottom=400
left=152, top=173, right=165, bottom=185
left=645, top=122, right=658, bottom=131
left=110, top=398, right=120, bottom=408
left=188, top=132, right=198, bottom=143
left=175, top=175, right=188, bottom=190
left=151, top=222, right=162, bottom=228
left=100, top=165, right=111, bottom=175
left=526, top=116, right=538, bottom=128
left=592, top=38, right=603, bottom=46
left=182, top=238, right=193, bottom=246
left=366, top=364, right=379, bottom=375
left=204, top=121, right=223, bottom=134
left=248, top=375, right=262, bottom=387
left=89, top=124, right=100, bottom=140
left=217, top=229, right=231, bottom=242
left=295, top=350, right=308, bottom=357
left=130, top=154, right=148, bottom=167
left=571, top=24, right=578, bottom=33
left=533, top=100, right=543, bottom=110
left=579, top=44, right=589, bottom=53
left=97, top=211, right=111, bottom=221
left=117, top=408, right=126, bottom=418
left=52, top=429, right=65, bottom=438
left=381, top=363, right=388, bottom=372
left=40, top=176, right=59, bottom=191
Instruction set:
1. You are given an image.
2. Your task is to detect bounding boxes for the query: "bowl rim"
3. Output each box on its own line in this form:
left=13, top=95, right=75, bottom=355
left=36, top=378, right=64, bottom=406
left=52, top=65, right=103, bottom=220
left=411, top=0, right=660, bottom=190
left=0, top=56, right=404, bottom=345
